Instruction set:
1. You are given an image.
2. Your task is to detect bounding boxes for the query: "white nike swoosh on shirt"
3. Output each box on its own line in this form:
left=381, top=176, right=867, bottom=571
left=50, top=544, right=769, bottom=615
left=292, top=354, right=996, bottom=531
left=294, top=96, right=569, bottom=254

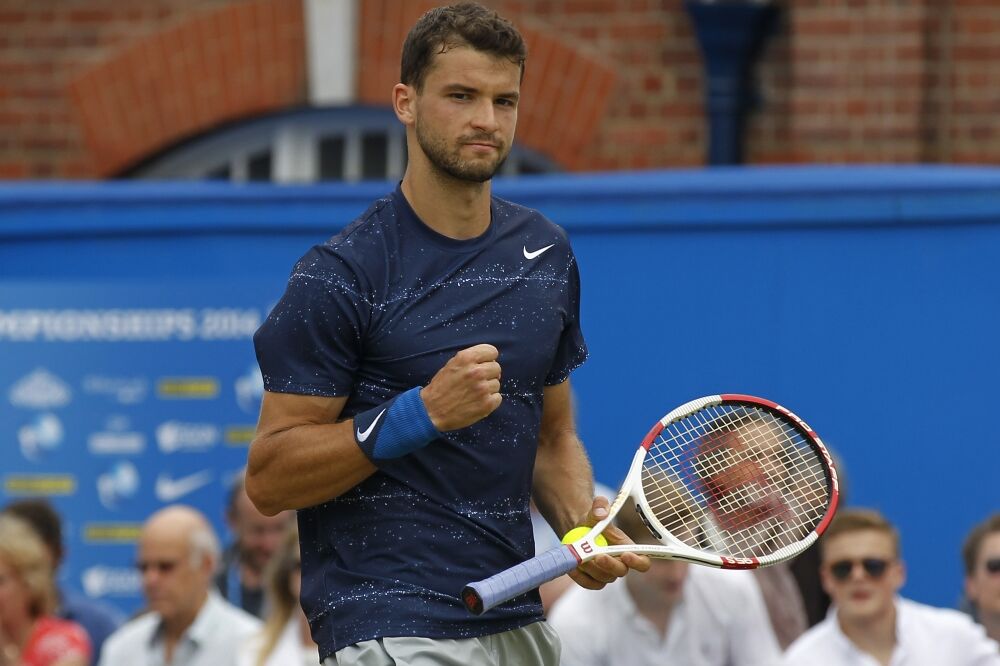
left=357, top=409, right=386, bottom=442
left=523, top=244, right=555, bottom=259
left=155, top=470, right=213, bottom=502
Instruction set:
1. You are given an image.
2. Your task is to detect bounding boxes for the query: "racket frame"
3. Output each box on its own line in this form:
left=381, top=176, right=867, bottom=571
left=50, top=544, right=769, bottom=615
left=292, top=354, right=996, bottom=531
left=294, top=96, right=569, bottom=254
left=461, top=393, right=840, bottom=614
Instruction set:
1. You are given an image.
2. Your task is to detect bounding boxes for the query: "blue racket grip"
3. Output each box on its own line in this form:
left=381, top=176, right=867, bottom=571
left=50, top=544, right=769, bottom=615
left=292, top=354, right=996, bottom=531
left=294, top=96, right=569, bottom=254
left=462, top=545, right=581, bottom=615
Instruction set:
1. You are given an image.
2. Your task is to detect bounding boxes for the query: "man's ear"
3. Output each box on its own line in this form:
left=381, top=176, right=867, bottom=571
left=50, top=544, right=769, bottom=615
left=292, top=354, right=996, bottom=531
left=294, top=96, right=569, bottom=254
left=393, top=83, right=416, bottom=126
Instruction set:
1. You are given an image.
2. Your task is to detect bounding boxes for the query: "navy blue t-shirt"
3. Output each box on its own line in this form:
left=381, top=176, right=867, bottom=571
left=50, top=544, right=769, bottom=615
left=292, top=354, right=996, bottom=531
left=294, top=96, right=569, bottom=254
left=253, top=186, right=588, bottom=659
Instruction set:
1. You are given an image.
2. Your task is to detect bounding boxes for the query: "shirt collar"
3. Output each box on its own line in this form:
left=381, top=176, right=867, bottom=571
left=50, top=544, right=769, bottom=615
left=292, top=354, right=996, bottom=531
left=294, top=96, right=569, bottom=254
left=829, top=596, right=906, bottom=661
left=148, top=590, right=223, bottom=650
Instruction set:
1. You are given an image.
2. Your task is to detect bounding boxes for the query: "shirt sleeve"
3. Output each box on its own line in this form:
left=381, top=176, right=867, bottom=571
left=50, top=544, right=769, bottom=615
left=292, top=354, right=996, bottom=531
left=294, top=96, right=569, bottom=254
left=946, top=612, right=1000, bottom=664
left=24, top=618, right=92, bottom=665
left=254, top=245, right=369, bottom=397
left=545, top=248, right=588, bottom=386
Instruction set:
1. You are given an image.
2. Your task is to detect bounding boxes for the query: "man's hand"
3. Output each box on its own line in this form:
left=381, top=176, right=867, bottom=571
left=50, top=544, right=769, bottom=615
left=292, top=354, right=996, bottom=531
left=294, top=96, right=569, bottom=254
left=568, top=496, right=651, bottom=590
left=420, top=344, right=502, bottom=431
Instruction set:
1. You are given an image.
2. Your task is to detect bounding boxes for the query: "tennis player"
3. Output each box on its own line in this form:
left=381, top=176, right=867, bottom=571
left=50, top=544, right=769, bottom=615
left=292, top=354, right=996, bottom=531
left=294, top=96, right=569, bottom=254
left=247, top=3, right=648, bottom=665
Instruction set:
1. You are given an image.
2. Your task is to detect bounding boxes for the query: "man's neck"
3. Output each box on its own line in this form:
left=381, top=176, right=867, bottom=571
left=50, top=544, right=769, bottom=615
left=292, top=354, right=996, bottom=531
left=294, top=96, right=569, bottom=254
left=837, top=605, right=898, bottom=666
left=627, top=579, right=677, bottom=639
left=161, top=592, right=209, bottom=659
left=981, top=609, right=1000, bottom=644
left=400, top=165, right=492, bottom=240
left=238, top=558, right=263, bottom=589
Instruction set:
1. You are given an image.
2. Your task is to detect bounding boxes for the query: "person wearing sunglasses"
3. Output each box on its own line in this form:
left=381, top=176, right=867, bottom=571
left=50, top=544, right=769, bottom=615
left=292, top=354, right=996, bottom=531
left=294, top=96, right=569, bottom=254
left=782, top=508, right=1000, bottom=665
left=964, top=513, right=1000, bottom=643
left=98, top=505, right=261, bottom=666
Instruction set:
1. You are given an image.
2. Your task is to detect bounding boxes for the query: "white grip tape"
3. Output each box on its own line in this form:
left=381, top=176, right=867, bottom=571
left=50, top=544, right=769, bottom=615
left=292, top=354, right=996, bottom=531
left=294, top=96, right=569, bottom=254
left=462, top=545, right=580, bottom=615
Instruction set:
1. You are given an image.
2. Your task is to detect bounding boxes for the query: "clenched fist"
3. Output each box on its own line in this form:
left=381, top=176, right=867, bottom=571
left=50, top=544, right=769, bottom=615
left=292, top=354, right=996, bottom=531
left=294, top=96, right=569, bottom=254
left=420, top=344, right=502, bottom=432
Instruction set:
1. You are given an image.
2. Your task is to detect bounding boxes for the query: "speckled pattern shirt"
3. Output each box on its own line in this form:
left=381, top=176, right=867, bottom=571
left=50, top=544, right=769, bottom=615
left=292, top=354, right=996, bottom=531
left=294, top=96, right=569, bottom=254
left=253, top=185, right=588, bottom=660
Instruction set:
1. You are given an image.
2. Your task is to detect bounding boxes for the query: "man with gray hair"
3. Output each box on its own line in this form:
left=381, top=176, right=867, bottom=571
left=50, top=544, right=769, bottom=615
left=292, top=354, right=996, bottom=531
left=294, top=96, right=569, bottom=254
left=98, top=505, right=260, bottom=666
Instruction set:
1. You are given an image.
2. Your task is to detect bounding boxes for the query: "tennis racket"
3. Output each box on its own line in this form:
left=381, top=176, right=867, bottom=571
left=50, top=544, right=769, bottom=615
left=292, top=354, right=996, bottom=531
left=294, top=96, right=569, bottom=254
left=462, top=393, right=839, bottom=615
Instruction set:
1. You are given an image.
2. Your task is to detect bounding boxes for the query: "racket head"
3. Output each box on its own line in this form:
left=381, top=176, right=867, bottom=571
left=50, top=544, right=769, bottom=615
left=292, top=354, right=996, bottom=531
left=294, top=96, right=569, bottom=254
left=631, top=394, right=839, bottom=568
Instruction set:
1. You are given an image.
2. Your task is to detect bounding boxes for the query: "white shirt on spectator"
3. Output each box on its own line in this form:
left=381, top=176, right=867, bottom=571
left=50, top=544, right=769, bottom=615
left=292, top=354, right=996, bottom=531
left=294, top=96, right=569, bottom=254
left=98, top=590, right=260, bottom=666
left=236, top=617, right=319, bottom=666
left=782, top=596, right=1000, bottom=666
left=547, top=566, right=781, bottom=666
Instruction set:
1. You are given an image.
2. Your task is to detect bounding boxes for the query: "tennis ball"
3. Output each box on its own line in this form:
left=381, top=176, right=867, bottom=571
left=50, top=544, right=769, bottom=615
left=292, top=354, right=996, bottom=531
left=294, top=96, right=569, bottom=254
left=561, top=526, right=608, bottom=547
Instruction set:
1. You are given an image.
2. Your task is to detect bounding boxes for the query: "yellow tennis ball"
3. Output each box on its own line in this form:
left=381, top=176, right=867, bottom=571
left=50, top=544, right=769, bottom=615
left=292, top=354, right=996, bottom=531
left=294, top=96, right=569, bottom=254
left=561, top=526, right=608, bottom=547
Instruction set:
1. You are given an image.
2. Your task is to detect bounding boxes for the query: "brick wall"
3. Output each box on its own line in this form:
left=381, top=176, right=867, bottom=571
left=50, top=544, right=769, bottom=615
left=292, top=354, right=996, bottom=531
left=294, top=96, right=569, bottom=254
left=1, top=0, right=998, bottom=178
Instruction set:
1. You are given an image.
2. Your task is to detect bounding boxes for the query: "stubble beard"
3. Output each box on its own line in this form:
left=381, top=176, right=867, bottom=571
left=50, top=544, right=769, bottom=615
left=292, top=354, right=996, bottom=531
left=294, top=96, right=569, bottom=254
left=415, top=118, right=509, bottom=183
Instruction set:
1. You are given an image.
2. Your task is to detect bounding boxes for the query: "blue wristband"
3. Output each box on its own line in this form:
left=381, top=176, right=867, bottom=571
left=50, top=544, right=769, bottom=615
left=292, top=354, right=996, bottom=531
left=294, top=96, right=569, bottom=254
left=353, top=387, right=441, bottom=462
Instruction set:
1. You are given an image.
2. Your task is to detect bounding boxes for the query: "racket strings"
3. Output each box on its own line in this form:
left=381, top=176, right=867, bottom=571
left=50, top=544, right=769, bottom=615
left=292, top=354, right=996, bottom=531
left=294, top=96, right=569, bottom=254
left=641, top=404, right=831, bottom=559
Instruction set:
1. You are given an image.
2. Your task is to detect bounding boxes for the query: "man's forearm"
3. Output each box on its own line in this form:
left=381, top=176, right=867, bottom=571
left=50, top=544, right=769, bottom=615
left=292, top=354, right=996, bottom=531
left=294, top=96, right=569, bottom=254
left=246, top=421, right=376, bottom=515
left=532, top=429, right=595, bottom=536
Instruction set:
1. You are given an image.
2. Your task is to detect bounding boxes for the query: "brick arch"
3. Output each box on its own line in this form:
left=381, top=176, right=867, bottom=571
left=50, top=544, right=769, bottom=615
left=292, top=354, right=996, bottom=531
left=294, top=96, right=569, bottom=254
left=358, top=2, right=617, bottom=171
left=68, top=0, right=307, bottom=177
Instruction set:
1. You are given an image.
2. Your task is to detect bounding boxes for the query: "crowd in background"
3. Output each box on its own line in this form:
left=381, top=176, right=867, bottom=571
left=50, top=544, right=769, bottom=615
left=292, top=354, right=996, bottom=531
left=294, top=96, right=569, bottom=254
left=1, top=473, right=997, bottom=666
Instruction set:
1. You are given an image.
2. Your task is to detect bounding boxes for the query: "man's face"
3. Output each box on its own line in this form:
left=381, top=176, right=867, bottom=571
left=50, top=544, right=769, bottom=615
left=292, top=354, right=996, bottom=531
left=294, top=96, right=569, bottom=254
left=231, top=490, right=292, bottom=573
left=137, top=531, right=209, bottom=623
left=411, top=45, right=520, bottom=183
left=821, top=529, right=903, bottom=624
left=966, top=531, right=1000, bottom=620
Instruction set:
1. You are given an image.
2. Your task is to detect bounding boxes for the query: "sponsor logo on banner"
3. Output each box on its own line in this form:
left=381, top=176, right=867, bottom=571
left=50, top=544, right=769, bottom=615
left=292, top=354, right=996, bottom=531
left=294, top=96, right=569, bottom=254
left=82, top=375, right=149, bottom=405
left=235, top=365, right=264, bottom=414
left=155, top=470, right=213, bottom=502
left=18, top=413, right=64, bottom=461
left=9, top=368, right=72, bottom=409
left=4, top=474, right=76, bottom=496
left=97, top=461, right=140, bottom=510
left=88, top=416, right=146, bottom=455
left=157, top=377, right=219, bottom=399
left=156, top=421, right=219, bottom=453
left=82, top=566, right=142, bottom=598
left=83, top=523, right=143, bottom=543
left=224, top=425, right=257, bottom=446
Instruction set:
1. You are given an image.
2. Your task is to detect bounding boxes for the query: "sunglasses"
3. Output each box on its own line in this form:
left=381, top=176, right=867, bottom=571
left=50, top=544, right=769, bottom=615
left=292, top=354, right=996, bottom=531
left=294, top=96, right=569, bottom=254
left=985, top=557, right=1000, bottom=574
left=828, top=558, right=891, bottom=582
left=136, top=559, right=179, bottom=574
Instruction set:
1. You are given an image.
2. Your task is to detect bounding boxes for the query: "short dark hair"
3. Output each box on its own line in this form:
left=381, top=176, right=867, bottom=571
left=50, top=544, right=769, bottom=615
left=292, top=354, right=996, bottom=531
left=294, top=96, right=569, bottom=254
left=963, top=512, right=1000, bottom=575
left=2, top=498, right=64, bottom=565
left=401, top=2, right=527, bottom=90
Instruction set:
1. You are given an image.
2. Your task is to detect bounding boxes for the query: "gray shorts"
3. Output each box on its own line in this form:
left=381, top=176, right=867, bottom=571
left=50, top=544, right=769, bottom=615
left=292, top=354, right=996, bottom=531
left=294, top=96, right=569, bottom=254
left=322, top=621, right=561, bottom=666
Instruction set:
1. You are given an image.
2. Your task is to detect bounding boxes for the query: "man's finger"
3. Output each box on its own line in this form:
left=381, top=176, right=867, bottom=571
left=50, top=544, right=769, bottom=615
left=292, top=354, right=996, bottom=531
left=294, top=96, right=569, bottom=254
left=461, top=343, right=499, bottom=363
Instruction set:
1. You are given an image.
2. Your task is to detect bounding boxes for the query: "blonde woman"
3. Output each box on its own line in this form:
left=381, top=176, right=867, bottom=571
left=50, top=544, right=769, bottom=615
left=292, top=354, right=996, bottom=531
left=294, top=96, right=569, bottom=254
left=237, top=525, right=317, bottom=666
left=0, top=515, right=90, bottom=666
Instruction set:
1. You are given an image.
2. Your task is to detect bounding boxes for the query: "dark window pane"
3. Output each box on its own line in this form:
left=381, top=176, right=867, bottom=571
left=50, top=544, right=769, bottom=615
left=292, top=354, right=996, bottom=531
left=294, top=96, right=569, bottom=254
left=248, top=150, right=272, bottom=182
left=361, top=133, right=388, bottom=180
left=518, top=160, right=547, bottom=175
left=319, top=135, right=345, bottom=181
left=205, top=164, right=231, bottom=180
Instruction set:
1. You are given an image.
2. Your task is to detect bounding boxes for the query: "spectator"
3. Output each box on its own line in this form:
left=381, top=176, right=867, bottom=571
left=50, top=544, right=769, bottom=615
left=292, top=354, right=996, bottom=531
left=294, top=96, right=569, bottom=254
left=98, top=505, right=260, bottom=666
left=0, top=514, right=90, bottom=666
left=237, top=525, right=318, bottom=666
left=963, top=512, right=1000, bottom=643
left=2, top=499, right=123, bottom=666
left=548, top=497, right=781, bottom=665
left=783, top=508, right=1000, bottom=665
left=215, top=471, right=294, bottom=618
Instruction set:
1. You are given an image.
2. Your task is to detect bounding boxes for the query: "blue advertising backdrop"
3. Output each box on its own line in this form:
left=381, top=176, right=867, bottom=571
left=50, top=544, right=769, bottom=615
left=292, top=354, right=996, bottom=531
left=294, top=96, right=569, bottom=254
left=1, top=165, right=998, bottom=616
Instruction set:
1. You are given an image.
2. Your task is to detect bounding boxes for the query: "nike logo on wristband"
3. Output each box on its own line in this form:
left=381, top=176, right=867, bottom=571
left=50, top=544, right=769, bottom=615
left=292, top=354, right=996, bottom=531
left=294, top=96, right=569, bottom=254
left=357, top=409, right=386, bottom=442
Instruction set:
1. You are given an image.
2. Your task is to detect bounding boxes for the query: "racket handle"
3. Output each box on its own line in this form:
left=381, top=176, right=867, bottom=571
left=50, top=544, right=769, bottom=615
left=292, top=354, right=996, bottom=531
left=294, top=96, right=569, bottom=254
left=462, top=545, right=580, bottom=615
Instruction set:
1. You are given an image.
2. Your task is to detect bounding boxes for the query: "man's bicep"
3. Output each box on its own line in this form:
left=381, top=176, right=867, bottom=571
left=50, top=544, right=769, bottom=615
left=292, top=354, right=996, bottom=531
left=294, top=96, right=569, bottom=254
left=256, top=390, right=349, bottom=437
